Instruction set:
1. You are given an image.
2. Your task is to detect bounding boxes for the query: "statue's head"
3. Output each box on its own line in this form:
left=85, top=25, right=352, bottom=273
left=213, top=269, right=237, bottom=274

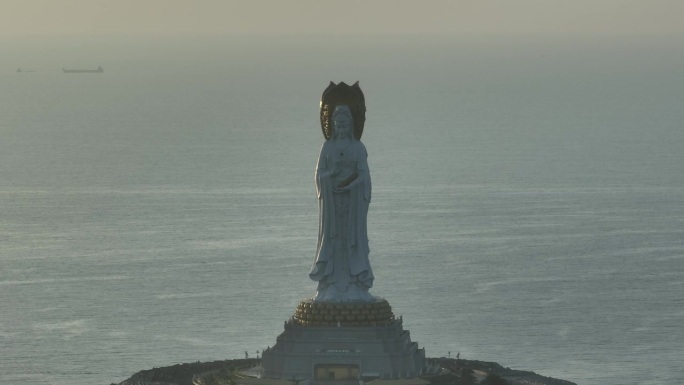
left=332, top=105, right=353, bottom=139
left=320, top=81, right=366, bottom=141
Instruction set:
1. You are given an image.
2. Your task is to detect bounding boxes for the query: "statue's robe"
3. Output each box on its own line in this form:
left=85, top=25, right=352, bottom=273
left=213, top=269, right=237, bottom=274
left=309, top=139, right=373, bottom=301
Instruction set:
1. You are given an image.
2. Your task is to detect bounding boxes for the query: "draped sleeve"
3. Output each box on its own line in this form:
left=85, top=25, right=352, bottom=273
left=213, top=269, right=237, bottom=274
left=311, top=142, right=335, bottom=279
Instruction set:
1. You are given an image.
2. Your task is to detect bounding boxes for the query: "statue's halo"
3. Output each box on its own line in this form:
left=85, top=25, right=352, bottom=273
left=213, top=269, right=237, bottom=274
left=319, top=81, right=366, bottom=140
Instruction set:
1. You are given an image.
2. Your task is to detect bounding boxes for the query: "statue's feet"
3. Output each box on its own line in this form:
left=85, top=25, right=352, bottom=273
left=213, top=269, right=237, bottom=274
left=313, top=283, right=374, bottom=302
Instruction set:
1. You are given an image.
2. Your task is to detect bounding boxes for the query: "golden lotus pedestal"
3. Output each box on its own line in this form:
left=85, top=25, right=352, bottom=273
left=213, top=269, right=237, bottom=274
left=261, top=298, right=426, bottom=383
left=293, top=298, right=395, bottom=327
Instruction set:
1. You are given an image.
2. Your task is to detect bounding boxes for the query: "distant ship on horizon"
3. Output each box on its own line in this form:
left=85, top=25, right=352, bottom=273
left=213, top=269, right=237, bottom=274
left=62, top=66, right=103, bottom=73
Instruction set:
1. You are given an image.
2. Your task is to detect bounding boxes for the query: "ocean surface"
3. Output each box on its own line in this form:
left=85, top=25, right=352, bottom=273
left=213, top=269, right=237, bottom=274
left=1, top=35, right=683, bottom=385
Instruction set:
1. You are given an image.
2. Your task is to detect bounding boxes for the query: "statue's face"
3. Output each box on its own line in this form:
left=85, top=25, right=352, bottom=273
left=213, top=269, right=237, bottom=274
left=333, top=113, right=352, bottom=138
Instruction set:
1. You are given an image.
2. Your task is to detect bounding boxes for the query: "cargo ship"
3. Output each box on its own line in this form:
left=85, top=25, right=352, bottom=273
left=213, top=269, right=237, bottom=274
left=62, top=66, right=103, bottom=73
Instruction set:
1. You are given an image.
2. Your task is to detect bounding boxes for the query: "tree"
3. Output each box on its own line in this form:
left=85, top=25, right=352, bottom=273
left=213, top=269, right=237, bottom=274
left=459, top=367, right=477, bottom=385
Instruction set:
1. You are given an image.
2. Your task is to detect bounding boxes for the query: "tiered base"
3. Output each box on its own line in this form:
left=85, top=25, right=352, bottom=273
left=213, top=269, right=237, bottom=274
left=261, top=298, right=426, bottom=383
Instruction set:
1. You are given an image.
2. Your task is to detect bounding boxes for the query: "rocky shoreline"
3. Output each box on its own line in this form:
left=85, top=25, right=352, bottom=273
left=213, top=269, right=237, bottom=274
left=111, top=357, right=576, bottom=385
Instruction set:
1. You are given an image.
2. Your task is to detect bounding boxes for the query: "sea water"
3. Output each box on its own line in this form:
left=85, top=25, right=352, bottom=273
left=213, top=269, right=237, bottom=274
left=1, top=35, right=683, bottom=385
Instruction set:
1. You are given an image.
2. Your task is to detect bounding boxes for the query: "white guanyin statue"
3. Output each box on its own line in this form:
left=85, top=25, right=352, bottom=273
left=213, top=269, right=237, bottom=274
left=309, top=82, right=375, bottom=302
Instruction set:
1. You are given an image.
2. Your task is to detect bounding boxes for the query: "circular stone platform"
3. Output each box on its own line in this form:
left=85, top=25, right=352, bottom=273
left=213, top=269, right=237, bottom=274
left=292, top=298, right=395, bottom=327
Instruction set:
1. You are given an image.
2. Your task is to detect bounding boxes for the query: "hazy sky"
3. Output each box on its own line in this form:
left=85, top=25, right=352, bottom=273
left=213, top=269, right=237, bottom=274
left=2, top=0, right=684, bottom=38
